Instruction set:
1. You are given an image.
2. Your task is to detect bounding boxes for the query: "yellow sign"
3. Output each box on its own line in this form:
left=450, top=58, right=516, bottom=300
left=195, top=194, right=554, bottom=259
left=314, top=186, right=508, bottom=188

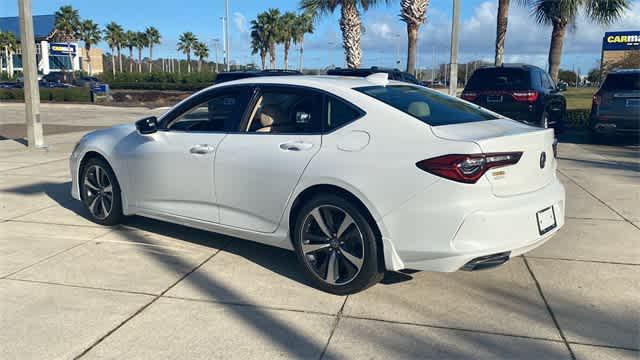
left=606, top=35, right=640, bottom=43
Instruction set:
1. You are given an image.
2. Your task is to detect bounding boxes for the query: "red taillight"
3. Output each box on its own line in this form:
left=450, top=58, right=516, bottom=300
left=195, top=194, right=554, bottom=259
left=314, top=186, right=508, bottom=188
left=512, top=91, right=539, bottom=102
left=461, top=92, right=478, bottom=101
left=592, top=94, right=601, bottom=106
left=416, top=152, right=523, bottom=184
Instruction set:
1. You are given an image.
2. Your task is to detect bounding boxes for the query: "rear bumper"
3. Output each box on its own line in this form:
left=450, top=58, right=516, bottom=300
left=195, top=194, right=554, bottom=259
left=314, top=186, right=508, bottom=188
left=591, top=115, right=640, bottom=134
left=381, top=175, right=565, bottom=272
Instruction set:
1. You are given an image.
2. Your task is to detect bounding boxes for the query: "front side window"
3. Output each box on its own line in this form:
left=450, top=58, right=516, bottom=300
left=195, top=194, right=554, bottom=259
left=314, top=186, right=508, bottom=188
left=356, top=85, right=495, bottom=126
left=167, top=89, right=251, bottom=132
left=244, top=87, right=322, bottom=134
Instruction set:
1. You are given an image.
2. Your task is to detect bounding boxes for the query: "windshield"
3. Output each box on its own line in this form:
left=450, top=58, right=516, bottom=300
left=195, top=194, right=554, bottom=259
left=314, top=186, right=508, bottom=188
left=356, top=85, right=496, bottom=126
left=601, top=73, right=640, bottom=91
left=466, top=68, right=531, bottom=90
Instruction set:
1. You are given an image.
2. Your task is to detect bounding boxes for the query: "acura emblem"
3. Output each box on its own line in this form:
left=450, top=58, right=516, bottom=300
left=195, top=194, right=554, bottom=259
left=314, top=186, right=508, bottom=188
left=540, top=152, right=547, bottom=169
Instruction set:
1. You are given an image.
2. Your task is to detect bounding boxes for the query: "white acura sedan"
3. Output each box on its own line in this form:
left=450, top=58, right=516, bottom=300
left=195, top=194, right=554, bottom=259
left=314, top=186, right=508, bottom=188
left=70, top=74, right=565, bottom=294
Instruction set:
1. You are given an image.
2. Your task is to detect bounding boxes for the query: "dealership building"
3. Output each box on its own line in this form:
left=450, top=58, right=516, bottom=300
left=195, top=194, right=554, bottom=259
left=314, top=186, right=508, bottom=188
left=0, top=14, right=103, bottom=75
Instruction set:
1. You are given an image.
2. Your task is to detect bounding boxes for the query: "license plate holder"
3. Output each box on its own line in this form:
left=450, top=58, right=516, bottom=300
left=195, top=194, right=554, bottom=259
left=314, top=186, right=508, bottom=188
left=536, top=206, right=557, bottom=235
left=626, top=99, right=640, bottom=107
left=487, top=95, right=503, bottom=103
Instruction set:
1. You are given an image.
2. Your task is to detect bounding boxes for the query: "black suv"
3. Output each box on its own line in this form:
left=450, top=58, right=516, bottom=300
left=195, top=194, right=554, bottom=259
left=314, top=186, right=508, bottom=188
left=214, top=69, right=302, bottom=84
left=461, top=64, right=566, bottom=129
left=326, top=67, right=423, bottom=86
left=590, top=69, right=640, bottom=137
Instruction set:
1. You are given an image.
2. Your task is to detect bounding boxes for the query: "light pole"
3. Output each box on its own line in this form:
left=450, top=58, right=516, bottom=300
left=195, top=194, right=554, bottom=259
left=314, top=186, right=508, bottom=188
left=18, top=0, right=44, bottom=149
left=212, top=39, right=220, bottom=73
left=224, top=0, right=230, bottom=71
left=448, top=0, right=460, bottom=96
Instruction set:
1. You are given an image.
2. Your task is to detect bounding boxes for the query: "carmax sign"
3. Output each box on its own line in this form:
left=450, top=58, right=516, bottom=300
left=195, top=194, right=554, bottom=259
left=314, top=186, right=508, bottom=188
left=603, top=31, right=640, bottom=51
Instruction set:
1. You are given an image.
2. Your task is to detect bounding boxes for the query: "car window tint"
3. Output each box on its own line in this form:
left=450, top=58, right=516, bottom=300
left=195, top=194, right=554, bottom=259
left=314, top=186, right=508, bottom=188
left=466, top=68, right=531, bottom=90
left=601, top=73, right=640, bottom=91
left=168, top=89, right=251, bottom=132
left=327, top=97, right=362, bottom=130
left=356, top=85, right=495, bottom=126
left=246, top=88, right=323, bottom=134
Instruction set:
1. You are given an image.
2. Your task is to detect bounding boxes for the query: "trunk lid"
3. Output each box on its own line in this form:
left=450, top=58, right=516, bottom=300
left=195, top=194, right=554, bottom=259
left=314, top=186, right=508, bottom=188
left=430, top=119, right=556, bottom=197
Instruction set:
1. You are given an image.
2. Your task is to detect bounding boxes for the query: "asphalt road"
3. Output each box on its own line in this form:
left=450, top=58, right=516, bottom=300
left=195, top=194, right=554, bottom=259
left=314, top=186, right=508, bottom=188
left=0, top=102, right=638, bottom=359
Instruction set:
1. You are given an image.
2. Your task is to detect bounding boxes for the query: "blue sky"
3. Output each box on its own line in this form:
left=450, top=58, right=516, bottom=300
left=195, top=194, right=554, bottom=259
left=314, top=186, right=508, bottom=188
left=1, top=0, right=638, bottom=72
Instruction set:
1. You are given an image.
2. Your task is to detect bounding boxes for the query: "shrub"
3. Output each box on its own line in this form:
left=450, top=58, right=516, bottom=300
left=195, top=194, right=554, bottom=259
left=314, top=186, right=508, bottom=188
left=565, top=109, right=591, bottom=128
left=0, top=88, right=91, bottom=102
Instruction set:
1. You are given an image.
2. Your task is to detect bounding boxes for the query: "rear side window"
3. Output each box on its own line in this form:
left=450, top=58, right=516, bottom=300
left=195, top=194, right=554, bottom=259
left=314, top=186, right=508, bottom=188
left=601, top=73, right=640, bottom=91
left=356, top=85, right=495, bottom=126
left=327, top=97, right=362, bottom=130
left=466, top=68, right=531, bottom=90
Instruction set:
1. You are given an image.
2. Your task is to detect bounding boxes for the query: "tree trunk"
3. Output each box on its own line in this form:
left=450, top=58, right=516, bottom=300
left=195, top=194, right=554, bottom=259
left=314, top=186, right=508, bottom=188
left=494, top=0, right=510, bottom=66
left=548, top=20, right=566, bottom=84
left=0, top=51, right=3, bottom=76
left=149, top=45, right=153, bottom=73
left=340, top=1, right=362, bottom=69
left=7, top=49, right=14, bottom=77
left=406, top=23, right=418, bottom=74
left=269, top=43, right=276, bottom=69
left=260, top=51, right=266, bottom=70
left=299, top=39, right=304, bottom=71
left=117, top=46, right=123, bottom=73
left=198, top=59, right=202, bottom=72
left=129, top=48, right=134, bottom=72
left=283, top=41, right=290, bottom=70
left=111, top=47, right=115, bottom=76
left=85, top=45, right=93, bottom=75
left=138, top=48, right=142, bottom=72
left=187, top=52, right=191, bottom=73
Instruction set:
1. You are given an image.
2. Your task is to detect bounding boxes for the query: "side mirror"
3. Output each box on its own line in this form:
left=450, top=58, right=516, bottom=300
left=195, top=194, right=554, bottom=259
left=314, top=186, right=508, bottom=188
left=557, top=83, right=567, bottom=92
left=295, top=111, right=311, bottom=124
left=135, top=116, right=158, bottom=135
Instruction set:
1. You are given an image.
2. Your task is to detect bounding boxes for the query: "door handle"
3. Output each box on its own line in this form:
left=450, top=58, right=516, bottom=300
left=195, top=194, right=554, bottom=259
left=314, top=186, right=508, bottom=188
left=189, top=144, right=215, bottom=155
left=279, top=141, right=314, bottom=152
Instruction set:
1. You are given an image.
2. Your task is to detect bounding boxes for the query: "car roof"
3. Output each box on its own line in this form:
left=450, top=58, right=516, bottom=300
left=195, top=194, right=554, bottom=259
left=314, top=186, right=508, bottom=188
left=475, top=63, right=545, bottom=72
left=215, top=74, right=409, bottom=90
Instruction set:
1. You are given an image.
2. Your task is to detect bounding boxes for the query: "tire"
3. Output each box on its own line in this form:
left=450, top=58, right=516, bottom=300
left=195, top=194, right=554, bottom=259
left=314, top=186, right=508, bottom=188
left=79, top=157, right=123, bottom=226
left=292, top=194, right=384, bottom=295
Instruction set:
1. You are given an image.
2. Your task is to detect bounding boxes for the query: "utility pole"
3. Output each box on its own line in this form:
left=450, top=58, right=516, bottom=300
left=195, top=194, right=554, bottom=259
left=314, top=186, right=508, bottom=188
left=431, top=46, right=435, bottom=84
left=224, top=0, right=230, bottom=71
left=18, top=0, right=44, bottom=149
left=448, top=0, right=460, bottom=96
left=212, top=38, right=220, bottom=73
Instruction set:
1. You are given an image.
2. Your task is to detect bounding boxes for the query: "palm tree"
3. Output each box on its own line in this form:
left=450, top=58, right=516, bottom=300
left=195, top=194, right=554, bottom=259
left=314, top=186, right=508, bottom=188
left=522, top=0, right=629, bottom=82
left=194, top=42, right=210, bottom=72
left=123, top=30, right=136, bottom=72
left=494, top=0, right=510, bottom=66
left=292, top=13, right=314, bottom=71
left=54, top=5, right=81, bottom=72
left=263, top=9, right=282, bottom=69
left=134, top=32, right=149, bottom=72
left=177, top=31, right=198, bottom=73
left=104, top=22, right=124, bottom=74
left=301, top=0, right=385, bottom=69
left=0, top=31, right=18, bottom=78
left=279, top=12, right=297, bottom=70
left=400, top=0, right=428, bottom=74
left=145, top=26, right=161, bottom=72
left=250, top=15, right=269, bottom=69
left=79, top=20, right=101, bottom=75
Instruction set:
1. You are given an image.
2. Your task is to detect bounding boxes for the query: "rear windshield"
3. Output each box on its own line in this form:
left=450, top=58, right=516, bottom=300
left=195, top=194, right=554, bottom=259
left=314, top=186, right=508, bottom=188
left=466, top=68, right=531, bottom=90
left=356, top=85, right=495, bottom=126
left=601, top=73, right=640, bottom=91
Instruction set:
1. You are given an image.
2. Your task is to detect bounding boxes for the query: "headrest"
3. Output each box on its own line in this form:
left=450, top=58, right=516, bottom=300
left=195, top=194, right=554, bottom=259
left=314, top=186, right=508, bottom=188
left=407, top=101, right=430, bottom=118
left=260, top=105, right=282, bottom=127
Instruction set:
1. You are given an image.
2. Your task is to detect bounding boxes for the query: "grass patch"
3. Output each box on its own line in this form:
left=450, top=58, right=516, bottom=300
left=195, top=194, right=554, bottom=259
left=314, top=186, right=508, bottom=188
left=563, top=87, right=596, bottom=110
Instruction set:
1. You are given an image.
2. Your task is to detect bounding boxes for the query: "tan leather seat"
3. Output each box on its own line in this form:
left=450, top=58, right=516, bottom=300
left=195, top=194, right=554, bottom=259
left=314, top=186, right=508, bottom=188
left=407, top=101, right=430, bottom=118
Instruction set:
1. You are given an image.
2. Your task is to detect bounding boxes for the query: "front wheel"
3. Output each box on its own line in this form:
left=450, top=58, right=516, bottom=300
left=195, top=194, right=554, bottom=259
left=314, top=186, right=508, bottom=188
left=293, top=194, right=384, bottom=295
left=80, top=157, right=123, bottom=226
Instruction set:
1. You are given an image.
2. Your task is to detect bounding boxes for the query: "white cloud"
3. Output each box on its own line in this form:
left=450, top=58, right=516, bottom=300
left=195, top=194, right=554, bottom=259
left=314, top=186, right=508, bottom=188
left=233, top=12, right=248, bottom=34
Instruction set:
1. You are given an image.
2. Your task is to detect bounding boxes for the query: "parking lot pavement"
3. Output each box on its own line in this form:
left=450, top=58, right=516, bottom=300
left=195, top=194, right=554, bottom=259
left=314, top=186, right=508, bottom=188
left=0, top=104, right=638, bottom=359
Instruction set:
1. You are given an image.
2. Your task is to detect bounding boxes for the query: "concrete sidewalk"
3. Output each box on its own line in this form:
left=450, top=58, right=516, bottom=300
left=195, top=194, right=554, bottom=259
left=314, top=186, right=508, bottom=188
left=0, top=103, right=638, bottom=359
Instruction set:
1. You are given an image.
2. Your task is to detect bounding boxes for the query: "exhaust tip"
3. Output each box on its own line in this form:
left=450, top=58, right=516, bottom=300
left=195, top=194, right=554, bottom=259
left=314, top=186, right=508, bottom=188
left=462, top=251, right=511, bottom=271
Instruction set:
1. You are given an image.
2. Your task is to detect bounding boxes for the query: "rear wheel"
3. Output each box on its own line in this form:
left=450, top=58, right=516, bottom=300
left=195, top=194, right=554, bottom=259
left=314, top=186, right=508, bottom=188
left=540, top=111, right=550, bottom=129
left=80, top=157, right=123, bottom=226
left=293, top=194, right=383, bottom=295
